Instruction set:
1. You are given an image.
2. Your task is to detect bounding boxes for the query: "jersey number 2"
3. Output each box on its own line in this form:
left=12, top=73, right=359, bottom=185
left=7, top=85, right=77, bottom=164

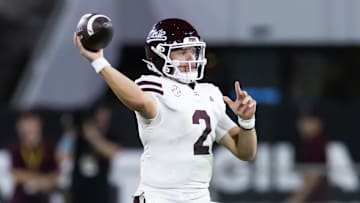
left=193, top=110, right=211, bottom=155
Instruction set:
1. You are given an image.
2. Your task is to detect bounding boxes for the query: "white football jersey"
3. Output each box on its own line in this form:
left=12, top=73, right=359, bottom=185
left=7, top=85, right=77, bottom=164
left=134, top=75, right=236, bottom=201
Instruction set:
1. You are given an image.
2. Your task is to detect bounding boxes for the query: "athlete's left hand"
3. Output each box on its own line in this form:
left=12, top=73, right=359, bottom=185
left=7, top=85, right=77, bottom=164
left=223, top=81, right=256, bottom=120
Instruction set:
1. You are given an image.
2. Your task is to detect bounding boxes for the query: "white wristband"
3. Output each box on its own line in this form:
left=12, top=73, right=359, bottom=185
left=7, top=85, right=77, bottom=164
left=91, top=57, right=110, bottom=73
left=238, top=116, right=255, bottom=130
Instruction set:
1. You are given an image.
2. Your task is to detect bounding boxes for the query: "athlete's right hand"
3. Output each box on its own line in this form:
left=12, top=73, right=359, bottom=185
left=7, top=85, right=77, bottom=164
left=73, top=32, right=103, bottom=62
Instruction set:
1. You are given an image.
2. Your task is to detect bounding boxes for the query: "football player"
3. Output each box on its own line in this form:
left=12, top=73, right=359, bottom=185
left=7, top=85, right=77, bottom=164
left=74, top=18, right=257, bottom=203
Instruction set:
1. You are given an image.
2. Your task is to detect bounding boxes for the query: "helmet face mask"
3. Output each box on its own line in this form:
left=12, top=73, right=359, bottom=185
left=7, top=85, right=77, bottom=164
left=143, top=19, right=207, bottom=84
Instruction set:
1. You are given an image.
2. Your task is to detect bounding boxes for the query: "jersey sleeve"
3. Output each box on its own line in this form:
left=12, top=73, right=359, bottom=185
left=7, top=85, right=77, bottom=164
left=135, top=75, right=164, bottom=98
left=215, top=113, right=237, bottom=142
left=134, top=75, right=164, bottom=126
left=210, top=85, right=237, bottom=142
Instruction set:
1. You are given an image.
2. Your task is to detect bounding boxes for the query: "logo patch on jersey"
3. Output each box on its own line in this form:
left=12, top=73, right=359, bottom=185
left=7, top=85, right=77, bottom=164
left=171, top=85, right=181, bottom=97
left=209, top=96, right=214, bottom=102
left=146, top=28, right=167, bottom=42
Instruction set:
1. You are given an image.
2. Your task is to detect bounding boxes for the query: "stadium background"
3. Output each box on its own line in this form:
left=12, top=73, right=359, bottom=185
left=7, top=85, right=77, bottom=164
left=0, top=0, right=359, bottom=202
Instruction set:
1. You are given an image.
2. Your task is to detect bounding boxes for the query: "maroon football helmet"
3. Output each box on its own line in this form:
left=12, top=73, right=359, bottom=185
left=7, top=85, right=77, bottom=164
left=143, top=18, right=207, bottom=83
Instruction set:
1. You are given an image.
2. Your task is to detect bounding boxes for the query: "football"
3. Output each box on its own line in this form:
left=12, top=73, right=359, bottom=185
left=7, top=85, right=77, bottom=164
left=76, top=13, right=114, bottom=52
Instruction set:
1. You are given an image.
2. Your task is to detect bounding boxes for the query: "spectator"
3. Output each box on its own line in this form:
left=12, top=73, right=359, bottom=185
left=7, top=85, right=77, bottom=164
left=285, top=109, right=331, bottom=203
left=70, top=102, right=120, bottom=203
left=9, top=110, right=59, bottom=203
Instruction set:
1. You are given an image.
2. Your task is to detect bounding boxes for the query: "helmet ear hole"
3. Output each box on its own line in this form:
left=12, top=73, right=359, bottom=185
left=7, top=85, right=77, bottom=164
left=164, top=66, right=175, bottom=74
left=156, top=44, right=165, bottom=53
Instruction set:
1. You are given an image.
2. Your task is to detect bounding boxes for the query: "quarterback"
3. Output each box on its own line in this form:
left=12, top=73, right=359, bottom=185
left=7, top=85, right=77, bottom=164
left=74, top=18, right=257, bottom=203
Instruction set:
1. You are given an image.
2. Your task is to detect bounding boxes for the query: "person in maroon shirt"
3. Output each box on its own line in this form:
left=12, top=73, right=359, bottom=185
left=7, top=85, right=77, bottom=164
left=9, top=110, right=59, bottom=203
left=285, top=111, right=331, bottom=203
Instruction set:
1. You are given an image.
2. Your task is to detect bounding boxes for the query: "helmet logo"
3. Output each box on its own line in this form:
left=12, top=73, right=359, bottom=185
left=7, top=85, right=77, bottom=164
left=147, top=28, right=167, bottom=42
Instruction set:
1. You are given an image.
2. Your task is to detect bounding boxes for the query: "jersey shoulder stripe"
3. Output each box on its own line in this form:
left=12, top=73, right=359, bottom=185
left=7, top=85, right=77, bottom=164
left=135, top=75, right=164, bottom=95
left=140, top=87, right=163, bottom=95
left=137, top=80, right=162, bottom=87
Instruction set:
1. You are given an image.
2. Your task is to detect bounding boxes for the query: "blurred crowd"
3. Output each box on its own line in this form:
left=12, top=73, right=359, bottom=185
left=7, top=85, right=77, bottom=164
left=2, top=100, right=123, bottom=203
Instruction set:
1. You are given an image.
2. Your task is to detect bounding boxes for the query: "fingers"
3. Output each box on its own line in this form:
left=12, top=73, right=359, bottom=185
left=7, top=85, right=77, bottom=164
left=248, top=99, right=256, bottom=108
left=223, top=96, right=233, bottom=105
left=227, top=81, right=255, bottom=105
left=241, top=95, right=252, bottom=105
left=73, top=32, right=80, bottom=48
left=238, top=99, right=257, bottom=118
left=77, top=36, right=83, bottom=49
left=235, top=81, right=248, bottom=100
left=225, top=81, right=257, bottom=119
left=239, top=96, right=255, bottom=110
left=235, top=81, right=242, bottom=99
left=226, top=81, right=250, bottom=105
left=74, top=32, right=84, bottom=50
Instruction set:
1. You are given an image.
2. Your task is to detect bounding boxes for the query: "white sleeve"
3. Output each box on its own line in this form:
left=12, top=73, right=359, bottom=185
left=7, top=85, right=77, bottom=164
left=134, top=75, right=164, bottom=126
left=135, top=94, right=163, bottom=126
left=207, top=83, right=237, bottom=142
left=215, top=113, right=237, bottom=143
